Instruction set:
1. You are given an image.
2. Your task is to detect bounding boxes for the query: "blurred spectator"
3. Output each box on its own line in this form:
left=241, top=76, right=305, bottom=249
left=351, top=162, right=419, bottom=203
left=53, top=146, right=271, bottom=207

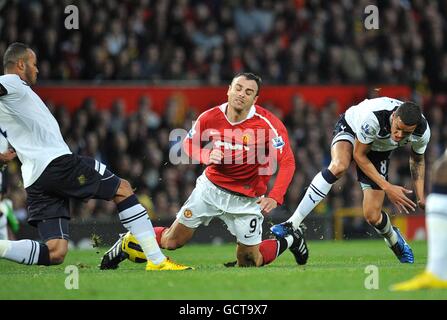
left=0, top=0, right=445, bottom=92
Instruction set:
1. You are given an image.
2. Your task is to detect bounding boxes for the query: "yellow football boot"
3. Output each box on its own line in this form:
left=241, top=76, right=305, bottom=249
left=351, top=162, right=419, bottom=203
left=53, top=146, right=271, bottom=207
left=391, top=271, right=447, bottom=291
left=146, top=257, right=194, bottom=271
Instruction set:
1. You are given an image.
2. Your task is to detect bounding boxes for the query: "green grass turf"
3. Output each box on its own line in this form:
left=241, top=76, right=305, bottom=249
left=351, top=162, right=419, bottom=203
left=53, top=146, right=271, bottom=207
left=0, top=240, right=446, bottom=300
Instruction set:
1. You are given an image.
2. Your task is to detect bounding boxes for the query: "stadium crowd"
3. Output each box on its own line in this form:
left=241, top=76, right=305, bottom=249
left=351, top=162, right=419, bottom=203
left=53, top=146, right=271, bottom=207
left=1, top=0, right=447, bottom=225
left=1, top=0, right=447, bottom=92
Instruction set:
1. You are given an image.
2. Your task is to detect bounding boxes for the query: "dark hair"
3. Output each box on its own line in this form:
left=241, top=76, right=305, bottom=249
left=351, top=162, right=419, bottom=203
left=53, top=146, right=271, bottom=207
left=395, top=101, right=422, bottom=126
left=233, top=72, right=262, bottom=96
left=3, top=42, right=30, bottom=70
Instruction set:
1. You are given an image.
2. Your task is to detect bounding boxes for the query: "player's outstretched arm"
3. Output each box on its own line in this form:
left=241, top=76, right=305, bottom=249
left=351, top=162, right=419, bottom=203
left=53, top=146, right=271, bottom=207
left=266, top=116, right=296, bottom=206
left=353, top=139, right=416, bottom=214
left=409, top=150, right=426, bottom=209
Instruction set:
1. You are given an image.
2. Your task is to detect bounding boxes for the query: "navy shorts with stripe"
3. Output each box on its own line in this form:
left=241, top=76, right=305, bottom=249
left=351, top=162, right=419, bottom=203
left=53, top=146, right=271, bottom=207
left=356, top=150, right=392, bottom=190
left=26, top=154, right=121, bottom=239
left=331, top=113, right=356, bottom=147
left=331, top=114, right=392, bottom=190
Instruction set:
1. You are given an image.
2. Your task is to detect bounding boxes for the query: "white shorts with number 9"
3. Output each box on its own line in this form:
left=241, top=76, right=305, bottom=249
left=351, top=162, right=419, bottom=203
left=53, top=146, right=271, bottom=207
left=176, top=174, right=263, bottom=246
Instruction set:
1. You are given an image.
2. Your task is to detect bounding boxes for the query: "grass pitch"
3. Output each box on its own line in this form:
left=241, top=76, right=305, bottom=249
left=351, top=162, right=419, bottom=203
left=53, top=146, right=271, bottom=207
left=0, top=240, right=446, bottom=300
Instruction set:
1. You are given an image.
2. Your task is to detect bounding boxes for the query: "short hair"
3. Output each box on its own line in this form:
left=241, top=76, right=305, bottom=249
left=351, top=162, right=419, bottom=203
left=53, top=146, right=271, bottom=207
left=3, top=42, right=30, bottom=70
left=395, top=101, right=422, bottom=126
left=233, top=72, right=262, bottom=96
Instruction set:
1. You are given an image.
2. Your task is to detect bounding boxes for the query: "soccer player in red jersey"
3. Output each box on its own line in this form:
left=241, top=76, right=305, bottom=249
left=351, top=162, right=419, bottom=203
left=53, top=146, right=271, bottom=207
left=101, top=73, right=307, bottom=268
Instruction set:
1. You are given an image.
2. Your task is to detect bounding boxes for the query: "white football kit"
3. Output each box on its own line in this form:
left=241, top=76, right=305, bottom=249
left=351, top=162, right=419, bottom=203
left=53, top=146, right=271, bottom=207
left=334, top=97, right=430, bottom=154
left=0, top=74, right=71, bottom=188
left=331, top=97, right=430, bottom=189
left=177, top=174, right=263, bottom=246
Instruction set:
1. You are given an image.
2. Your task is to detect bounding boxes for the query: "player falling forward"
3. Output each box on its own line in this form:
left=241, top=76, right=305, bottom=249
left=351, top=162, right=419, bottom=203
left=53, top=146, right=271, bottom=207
left=101, top=72, right=308, bottom=269
left=272, top=97, right=430, bottom=264
left=0, top=42, right=190, bottom=270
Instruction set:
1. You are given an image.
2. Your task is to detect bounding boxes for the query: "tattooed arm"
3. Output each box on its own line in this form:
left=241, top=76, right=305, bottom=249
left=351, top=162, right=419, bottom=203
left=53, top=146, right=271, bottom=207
left=409, top=150, right=426, bottom=209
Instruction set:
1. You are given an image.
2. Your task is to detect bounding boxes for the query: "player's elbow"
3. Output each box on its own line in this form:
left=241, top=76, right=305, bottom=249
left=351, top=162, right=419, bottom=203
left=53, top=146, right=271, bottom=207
left=282, top=154, right=296, bottom=174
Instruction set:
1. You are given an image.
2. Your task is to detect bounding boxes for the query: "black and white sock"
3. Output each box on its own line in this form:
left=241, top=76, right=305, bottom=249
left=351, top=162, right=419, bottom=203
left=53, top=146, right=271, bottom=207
left=118, top=195, right=165, bottom=265
left=288, top=168, right=338, bottom=229
left=0, top=240, right=50, bottom=265
left=374, top=211, right=398, bottom=246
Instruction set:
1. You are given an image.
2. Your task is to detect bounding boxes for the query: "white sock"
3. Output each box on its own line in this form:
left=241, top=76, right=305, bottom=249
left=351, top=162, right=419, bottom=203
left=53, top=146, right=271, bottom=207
left=0, top=239, right=41, bottom=265
left=426, top=193, right=447, bottom=280
left=118, top=196, right=165, bottom=265
left=288, top=171, right=335, bottom=229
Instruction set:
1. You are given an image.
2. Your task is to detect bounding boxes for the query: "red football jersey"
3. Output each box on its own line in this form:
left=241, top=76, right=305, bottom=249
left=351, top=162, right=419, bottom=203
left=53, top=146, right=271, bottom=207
left=183, top=103, right=295, bottom=205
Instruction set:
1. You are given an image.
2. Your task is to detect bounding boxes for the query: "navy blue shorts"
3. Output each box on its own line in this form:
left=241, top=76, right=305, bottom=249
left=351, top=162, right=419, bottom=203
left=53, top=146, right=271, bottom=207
left=331, top=114, right=356, bottom=147
left=26, top=154, right=121, bottom=227
left=356, top=150, right=392, bottom=190
left=37, top=217, right=70, bottom=242
left=331, top=114, right=392, bottom=190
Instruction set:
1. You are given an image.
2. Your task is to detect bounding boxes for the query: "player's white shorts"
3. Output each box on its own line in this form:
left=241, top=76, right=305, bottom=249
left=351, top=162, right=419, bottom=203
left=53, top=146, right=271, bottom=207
left=176, top=174, right=263, bottom=246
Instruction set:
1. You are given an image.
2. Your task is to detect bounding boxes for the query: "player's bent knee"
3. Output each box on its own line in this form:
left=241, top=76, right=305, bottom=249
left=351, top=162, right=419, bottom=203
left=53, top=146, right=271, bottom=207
left=364, top=210, right=381, bottom=225
left=329, top=160, right=349, bottom=177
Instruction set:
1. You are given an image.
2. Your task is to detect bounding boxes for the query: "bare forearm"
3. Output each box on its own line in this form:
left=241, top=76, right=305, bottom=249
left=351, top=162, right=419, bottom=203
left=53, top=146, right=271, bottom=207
left=410, top=153, right=425, bottom=201
left=354, top=154, right=390, bottom=190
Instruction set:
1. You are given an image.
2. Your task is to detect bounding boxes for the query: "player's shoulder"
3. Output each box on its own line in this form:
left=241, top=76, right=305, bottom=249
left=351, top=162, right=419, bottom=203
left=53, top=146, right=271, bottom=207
left=200, top=105, right=223, bottom=119
left=413, top=115, right=430, bottom=137
left=0, top=74, right=26, bottom=96
left=356, top=97, right=401, bottom=125
left=359, top=97, right=403, bottom=111
left=0, top=74, right=23, bottom=85
left=193, top=105, right=220, bottom=124
left=253, top=105, right=283, bottom=124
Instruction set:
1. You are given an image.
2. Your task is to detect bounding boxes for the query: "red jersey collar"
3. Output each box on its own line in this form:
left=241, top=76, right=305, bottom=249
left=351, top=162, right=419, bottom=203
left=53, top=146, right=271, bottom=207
left=219, top=103, right=256, bottom=125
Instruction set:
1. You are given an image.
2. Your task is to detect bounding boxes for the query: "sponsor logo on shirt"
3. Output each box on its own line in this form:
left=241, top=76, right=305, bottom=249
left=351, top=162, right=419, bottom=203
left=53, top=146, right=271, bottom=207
left=214, top=140, right=249, bottom=151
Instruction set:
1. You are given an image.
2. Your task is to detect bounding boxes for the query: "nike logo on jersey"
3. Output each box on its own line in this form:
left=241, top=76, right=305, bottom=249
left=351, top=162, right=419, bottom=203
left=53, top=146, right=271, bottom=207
left=244, top=234, right=255, bottom=239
